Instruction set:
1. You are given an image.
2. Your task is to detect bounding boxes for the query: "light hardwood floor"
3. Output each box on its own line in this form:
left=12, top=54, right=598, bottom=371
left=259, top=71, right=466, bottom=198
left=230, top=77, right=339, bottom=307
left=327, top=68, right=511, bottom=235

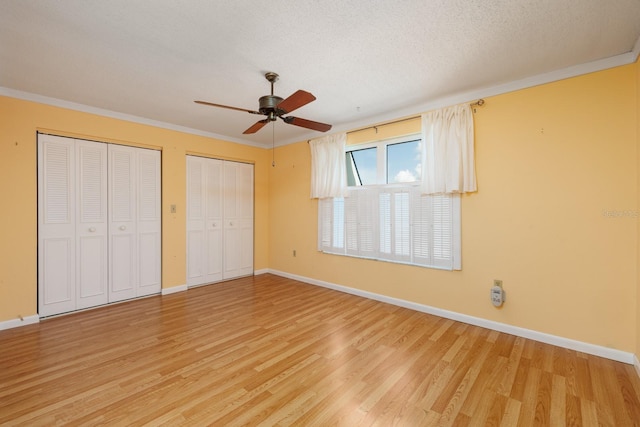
left=1, top=274, right=639, bottom=426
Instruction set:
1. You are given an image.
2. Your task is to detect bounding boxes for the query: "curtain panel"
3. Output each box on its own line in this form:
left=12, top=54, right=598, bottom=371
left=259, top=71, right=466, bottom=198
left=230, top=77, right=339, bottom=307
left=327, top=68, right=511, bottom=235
left=421, top=104, right=477, bottom=195
left=309, top=133, right=347, bottom=199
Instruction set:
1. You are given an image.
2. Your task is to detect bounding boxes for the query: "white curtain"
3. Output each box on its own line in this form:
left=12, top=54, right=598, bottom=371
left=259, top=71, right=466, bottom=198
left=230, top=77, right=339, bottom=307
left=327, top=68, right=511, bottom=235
left=421, top=104, right=477, bottom=195
left=309, top=132, right=347, bottom=198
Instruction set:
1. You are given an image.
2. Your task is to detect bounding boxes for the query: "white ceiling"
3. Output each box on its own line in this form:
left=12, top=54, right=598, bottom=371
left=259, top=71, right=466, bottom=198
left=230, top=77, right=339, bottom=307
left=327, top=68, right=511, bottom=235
left=1, top=1, right=639, bottom=147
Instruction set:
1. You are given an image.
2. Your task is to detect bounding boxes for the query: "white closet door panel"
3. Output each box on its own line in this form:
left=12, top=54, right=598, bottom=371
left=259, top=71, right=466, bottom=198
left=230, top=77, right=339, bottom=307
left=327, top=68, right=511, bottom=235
left=187, top=230, right=205, bottom=283
left=237, top=163, right=254, bottom=219
left=77, top=235, right=107, bottom=307
left=206, top=227, right=223, bottom=281
left=187, top=156, right=224, bottom=286
left=223, top=162, right=238, bottom=219
left=110, top=233, right=135, bottom=294
left=223, top=161, right=253, bottom=279
left=76, top=140, right=108, bottom=309
left=223, top=226, right=241, bottom=279
left=186, top=156, right=205, bottom=286
left=109, top=145, right=137, bottom=302
left=41, top=237, right=75, bottom=315
left=239, top=222, right=254, bottom=276
left=205, top=159, right=223, bottom=283
left=206, top=160, right=223, bottom=221
left=137, top=149, right=161, bottom=296
left=138, top=232, right=160, bottom=295
left=38, top=135, right=76, bottom=316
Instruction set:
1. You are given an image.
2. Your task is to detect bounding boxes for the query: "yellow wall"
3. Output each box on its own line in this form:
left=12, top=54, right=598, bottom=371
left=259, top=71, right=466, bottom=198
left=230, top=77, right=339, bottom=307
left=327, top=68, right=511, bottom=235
left=2, top=61, right=638, bottom=355
left=269, top=64, right=638, bottom=353
left=637, top=57, right=640, bottom=360
left=0, top=96, right=270, bottom=323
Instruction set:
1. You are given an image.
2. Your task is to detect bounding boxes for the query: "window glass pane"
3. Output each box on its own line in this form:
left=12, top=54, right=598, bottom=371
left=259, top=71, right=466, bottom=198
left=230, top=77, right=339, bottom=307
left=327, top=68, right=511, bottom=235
left=346, top=147, right=377, bottom=186
left=387, top=140, right=421, bottom=183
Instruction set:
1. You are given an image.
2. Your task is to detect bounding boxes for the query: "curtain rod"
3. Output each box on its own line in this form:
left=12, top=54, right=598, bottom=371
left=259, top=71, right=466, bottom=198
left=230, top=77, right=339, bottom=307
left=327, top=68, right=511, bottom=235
left=307, top=99, right=485, bottom=142
left=345, top=99, right=485, bottom=135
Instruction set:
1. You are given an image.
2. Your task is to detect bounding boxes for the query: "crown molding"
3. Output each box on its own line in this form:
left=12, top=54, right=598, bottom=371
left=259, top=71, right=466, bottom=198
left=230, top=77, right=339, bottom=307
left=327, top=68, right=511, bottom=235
left=0, top=87, right=266, bottom=148
left=4, top=42, right=639, bottom=149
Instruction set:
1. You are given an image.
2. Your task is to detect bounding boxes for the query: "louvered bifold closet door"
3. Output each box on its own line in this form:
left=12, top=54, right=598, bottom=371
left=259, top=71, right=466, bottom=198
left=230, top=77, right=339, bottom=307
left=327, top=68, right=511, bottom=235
left=205, top=159, right=223, bottom=283
left=223, top=161, right=253, bottom=280
left=108, top=145, right=138, bottom=302
left=108, top=144, right=161, bottom=301
left=39, top=136, right=160, bottom=316
left=38, top=135, right=78, bottom=316
left=136, top=149, right=161, bottom=296
left=75, top=140, right=109, bottom=309
left=186, top=156, right=205, bottom=285
left=186, top=156, right=223, bottom=286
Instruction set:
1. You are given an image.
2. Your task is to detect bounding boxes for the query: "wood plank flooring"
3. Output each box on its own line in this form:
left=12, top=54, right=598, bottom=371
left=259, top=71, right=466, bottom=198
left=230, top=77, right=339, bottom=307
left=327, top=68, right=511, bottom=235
left=1, top=274, right=639, bottom=426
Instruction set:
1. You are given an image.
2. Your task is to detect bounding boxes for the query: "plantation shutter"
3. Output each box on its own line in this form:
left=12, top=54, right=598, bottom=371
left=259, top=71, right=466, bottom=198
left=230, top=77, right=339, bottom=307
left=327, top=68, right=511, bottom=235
left=318, top=187, right=460, bottom=270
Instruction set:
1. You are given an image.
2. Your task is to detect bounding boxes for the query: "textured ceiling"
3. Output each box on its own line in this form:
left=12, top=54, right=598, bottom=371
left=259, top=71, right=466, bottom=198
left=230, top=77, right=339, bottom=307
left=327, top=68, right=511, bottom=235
left=1, top=1, right=639, bottom=147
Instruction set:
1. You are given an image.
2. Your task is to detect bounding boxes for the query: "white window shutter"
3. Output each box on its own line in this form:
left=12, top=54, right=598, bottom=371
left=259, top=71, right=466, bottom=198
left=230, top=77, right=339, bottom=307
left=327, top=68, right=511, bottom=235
left=379, top=192, right=391, bottom=256
left=411, top=190, right=431, bottom=266
left=317, top=187, right=460, bottom=270
left=394, top=191, right=411, bottom=261
left=318, top=198, right=332, bottom=251
left=357, top=189, right=377, bottom=258
left=344, top=192, right=359, bottom=255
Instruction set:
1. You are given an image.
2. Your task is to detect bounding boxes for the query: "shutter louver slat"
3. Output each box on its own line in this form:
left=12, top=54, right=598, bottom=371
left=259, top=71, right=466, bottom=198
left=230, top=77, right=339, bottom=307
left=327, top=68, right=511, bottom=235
left=332, top=198, right=345, bottom=250
left=394, top=191, right=410, bottom=260
left=345, top=192, right=359, bottom=254
left=358, top=189, right=376, bottom=257
left=79, top=145, right=104, bottom=223
left=188, top=161, right=203, bottom=220
left=379, top=192, right=391, bottom=256
left=45, top=144, right=72, bottom=224
left=111, top=151, right=133, bottom=222
left=412, top=190, right=431, bottom=265
left=138, top=153, right=159, bottom=221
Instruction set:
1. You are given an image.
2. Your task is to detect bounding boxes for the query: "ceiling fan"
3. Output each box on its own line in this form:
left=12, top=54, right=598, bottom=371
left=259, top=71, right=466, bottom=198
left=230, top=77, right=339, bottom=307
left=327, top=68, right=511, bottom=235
left=195, top=72, right=332, bottom=135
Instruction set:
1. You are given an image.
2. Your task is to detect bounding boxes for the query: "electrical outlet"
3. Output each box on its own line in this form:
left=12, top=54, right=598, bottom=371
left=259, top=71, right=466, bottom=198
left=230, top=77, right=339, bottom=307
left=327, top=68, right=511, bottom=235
left=491, top=279, right=505, bottom=307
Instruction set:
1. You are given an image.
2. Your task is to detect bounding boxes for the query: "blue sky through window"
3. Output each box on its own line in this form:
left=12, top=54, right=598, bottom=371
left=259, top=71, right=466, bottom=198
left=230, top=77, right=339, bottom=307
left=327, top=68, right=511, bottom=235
left=387, top=140, right=421, bottom=183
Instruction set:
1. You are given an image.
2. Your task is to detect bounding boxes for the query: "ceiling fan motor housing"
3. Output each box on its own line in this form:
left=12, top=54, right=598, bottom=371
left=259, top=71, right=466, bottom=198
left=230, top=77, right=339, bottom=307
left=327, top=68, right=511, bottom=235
left=259, top=95, right=284, bottom=119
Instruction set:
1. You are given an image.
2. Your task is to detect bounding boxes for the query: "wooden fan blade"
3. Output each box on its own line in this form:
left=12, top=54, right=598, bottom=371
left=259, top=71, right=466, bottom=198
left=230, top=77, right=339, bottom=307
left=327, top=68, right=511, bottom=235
left=282, top=116, right=332, bottom=132
left=243, top=119, right=270, bottom=134
left=195, top=100, right=261, bottom=115
left=276, top=90, right=316, bottom=114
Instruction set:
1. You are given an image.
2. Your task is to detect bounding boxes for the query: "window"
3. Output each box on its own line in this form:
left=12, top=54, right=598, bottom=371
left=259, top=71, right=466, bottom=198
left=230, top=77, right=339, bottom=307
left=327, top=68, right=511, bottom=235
left=318, top=135, right=461, bottom=270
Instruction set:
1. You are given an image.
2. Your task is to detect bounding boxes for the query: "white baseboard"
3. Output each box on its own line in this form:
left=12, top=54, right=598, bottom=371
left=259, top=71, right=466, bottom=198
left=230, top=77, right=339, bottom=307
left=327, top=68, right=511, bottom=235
left=634, top=355, right=640, bottom=378
left=0, top=314, right=40, bottom=331
left=161, top=284, right=188, bottom=295
left=254, top=268, right=269, bottom=276
left=267, top=269, right=636, bottom=366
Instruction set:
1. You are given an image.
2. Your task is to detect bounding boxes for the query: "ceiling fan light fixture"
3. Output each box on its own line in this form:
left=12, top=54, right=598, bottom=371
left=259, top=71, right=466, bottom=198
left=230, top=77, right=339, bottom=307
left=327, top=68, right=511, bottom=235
left=258, top=95, right=284, bottom=116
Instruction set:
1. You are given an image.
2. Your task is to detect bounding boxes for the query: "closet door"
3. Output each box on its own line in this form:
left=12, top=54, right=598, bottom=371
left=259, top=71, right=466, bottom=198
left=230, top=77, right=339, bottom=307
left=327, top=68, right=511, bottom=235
left=186, top=156, right=223, bottom=286
left=186, top=156, right=205, bottom=285
left=108, top=145, right=138, bottom=302
left=39, top=136, right=160, bottom=316
left=223, top=161, right=254, bottom=280
left=136, top=149, right=161, bottom=296
left=38, top=135, right=77, bottom=317
left=75, top=140, right=109, bottom=309
left=204, top=159, right=224, bottom=283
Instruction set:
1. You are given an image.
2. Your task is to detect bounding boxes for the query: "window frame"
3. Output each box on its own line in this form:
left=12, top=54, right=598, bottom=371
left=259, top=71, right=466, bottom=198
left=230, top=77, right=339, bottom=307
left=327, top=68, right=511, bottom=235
left=346, top=134, right=422, bottom=186
left=318, top=133, right=462, bottom=271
